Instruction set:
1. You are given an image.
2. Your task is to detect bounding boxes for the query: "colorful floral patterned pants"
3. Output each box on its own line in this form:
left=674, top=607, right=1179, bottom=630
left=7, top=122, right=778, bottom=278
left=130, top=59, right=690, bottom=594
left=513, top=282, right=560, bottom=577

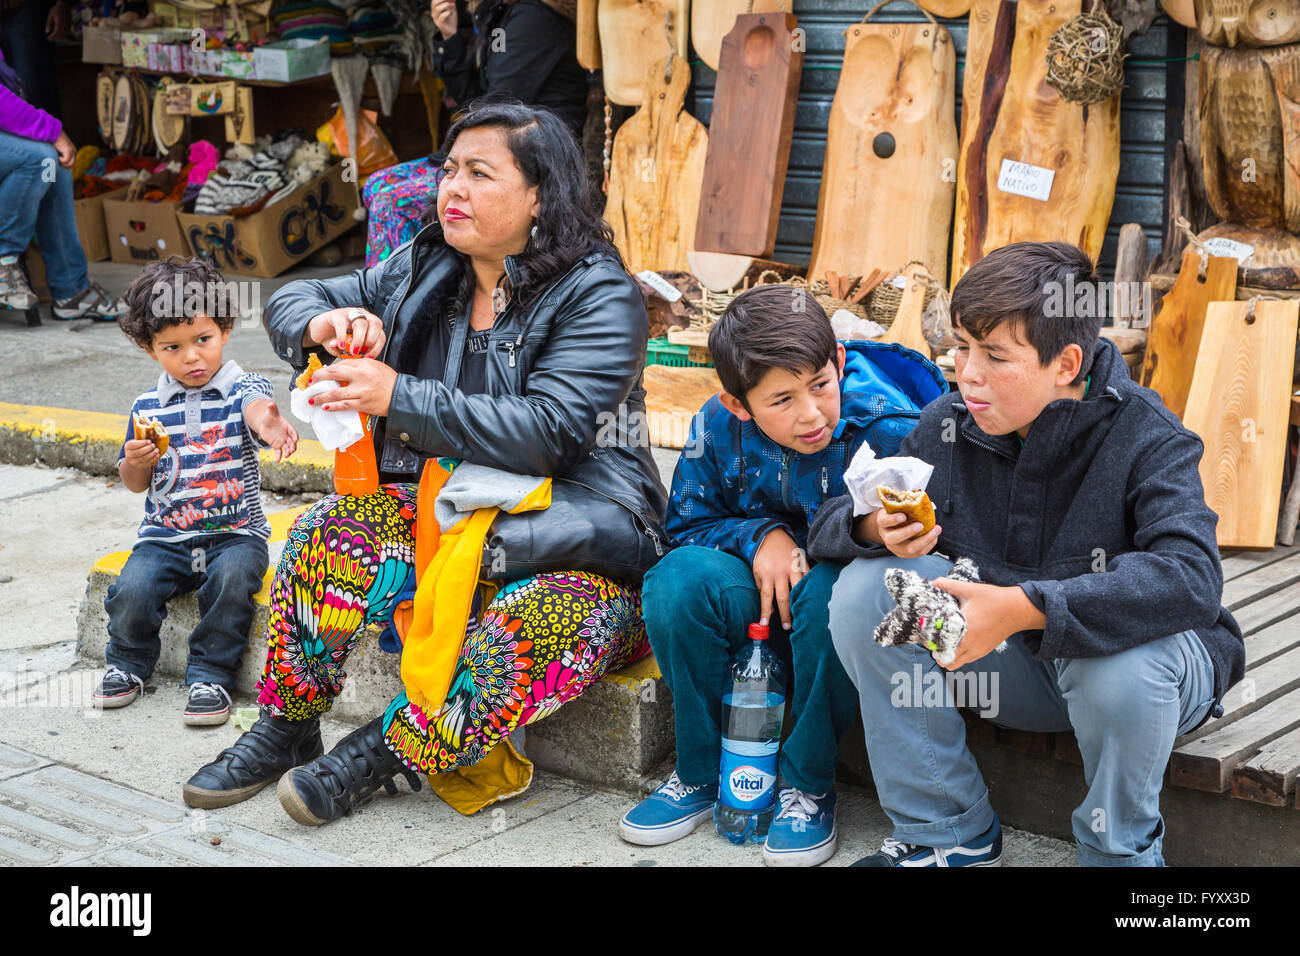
left=255, top=484, right=650, bottom=774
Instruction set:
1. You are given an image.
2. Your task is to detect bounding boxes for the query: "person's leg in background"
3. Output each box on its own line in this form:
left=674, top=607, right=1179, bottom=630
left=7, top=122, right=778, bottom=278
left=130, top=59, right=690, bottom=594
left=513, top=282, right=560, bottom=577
left=35, top=158, right=126, bottom=318
left=0, top=128, right=53, bottom=249
left=31, top=156, right=87, bottom=296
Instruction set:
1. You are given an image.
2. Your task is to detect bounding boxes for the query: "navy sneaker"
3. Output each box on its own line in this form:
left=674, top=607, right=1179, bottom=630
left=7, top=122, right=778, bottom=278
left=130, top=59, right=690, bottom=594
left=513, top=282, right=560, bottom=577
left=183, top=682, right=232, bottom=727
left=92, top=665, right=145, bottom=709
left=763, top=787, right=838, bottom=867
left=619, top=771, right=718, bottom=846
left=853, top=816, right=1003, bottom=867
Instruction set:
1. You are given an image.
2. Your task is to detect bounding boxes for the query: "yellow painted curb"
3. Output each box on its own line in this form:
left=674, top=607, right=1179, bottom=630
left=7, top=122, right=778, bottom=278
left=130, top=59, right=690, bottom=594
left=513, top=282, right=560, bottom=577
left=0, top=401, right=333, bottom=472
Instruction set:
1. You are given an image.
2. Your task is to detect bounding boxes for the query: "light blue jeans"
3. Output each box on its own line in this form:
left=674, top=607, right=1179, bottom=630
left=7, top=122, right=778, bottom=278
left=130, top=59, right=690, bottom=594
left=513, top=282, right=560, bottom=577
left=829, top=553, right=1217, bottom=867
left=0, top=128, right=89, bottom=300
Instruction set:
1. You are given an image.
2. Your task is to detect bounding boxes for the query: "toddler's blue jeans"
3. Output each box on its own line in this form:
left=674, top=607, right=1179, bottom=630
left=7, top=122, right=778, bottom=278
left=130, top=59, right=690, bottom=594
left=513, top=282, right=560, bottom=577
left=105, top=534, right=269, bottom=689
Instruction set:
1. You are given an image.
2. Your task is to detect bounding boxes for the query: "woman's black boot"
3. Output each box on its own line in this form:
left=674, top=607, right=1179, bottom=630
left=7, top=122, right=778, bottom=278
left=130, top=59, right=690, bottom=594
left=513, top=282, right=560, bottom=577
left=182, top=711, right=323, bottom=809
left=277, top=716, right=423, bottom=826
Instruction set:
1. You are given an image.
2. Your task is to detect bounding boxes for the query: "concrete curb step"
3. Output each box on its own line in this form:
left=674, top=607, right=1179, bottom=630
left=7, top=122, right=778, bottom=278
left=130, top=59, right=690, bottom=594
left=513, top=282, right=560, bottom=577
left=75, top=505, right=675, bottom=793
left=0, top=402, right=335, bottom=494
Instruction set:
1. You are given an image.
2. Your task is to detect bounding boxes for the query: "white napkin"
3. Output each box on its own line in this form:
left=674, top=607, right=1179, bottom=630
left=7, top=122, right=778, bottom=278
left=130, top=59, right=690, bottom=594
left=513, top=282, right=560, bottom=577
left=843, top=442, right=934, bottom=516
left=289, top=378, right=365, bottom=451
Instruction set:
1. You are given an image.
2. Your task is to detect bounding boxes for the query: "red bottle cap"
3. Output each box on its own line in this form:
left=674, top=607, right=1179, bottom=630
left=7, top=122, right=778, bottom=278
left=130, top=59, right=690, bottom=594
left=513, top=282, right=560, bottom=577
left=748, top=623, right=769, bottom=641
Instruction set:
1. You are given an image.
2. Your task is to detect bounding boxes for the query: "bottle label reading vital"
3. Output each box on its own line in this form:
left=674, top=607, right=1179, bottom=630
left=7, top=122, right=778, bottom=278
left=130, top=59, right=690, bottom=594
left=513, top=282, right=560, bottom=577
left=719, top=748, right=776, bottom=810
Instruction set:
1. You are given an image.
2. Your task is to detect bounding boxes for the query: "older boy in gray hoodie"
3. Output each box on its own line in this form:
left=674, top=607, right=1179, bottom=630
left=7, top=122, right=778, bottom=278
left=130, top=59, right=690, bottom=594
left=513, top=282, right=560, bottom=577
left=810, top=242, right=1243, bottom=867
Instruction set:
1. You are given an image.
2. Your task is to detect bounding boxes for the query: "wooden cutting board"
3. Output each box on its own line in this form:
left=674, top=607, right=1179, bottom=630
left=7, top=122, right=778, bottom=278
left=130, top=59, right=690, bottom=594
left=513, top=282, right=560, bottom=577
left=643, top=364, right=723, bottom=449
left=691, top=0, right=784, bottom=72
left=951, top=0, right=1121, bottom=285
left=598, top=0, right=690, bottom=106
left=695, top=12, right=802, bottom=258
left=606, top=54, right=708, bottom=273
left=1183, top=298, right=1299, bottom=550
left=1160, top=0, right=1196, bottom=28
left=951, top=0, right=1015, bottom=288
left=576, top=0, right=601, bottom=70
left=1139, top=249, right=1238, bottom=420
left=808, top=10, right=957, bottom=285
left=917, top=0, right=974, bottom=15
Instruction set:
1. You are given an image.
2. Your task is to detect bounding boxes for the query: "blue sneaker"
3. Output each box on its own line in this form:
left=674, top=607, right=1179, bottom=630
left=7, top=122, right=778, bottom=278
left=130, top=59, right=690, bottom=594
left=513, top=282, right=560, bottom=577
left=619, top=771, right=718, bottom=846
left=763, top=787, right=838, bottom=867
left=852, top=816, right=1003, bottom=867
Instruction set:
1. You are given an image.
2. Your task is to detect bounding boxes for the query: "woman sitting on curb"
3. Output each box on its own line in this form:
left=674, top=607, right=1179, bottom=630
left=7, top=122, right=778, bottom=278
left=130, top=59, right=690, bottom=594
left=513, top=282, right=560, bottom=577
left=182, top=100, right=668, bottom=824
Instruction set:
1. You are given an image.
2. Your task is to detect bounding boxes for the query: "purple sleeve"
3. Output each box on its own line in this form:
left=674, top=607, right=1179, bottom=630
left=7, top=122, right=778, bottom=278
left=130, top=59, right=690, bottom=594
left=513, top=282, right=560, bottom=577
left=0, top=83, right=61, bottom=142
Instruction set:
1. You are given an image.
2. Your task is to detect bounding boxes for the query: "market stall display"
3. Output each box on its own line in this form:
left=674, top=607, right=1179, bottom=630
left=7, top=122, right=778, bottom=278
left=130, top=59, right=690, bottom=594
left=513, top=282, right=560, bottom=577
left=808, top=0, right=957, bottom=286
left=694, top=10, right=802, bottom=259
left=606, top=54, right=706, bottom=273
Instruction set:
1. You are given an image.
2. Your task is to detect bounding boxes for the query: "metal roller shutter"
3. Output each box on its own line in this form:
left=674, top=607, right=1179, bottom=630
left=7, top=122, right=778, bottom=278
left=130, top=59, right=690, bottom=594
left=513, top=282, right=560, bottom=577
left=689, top=0, right=1173, bottom=273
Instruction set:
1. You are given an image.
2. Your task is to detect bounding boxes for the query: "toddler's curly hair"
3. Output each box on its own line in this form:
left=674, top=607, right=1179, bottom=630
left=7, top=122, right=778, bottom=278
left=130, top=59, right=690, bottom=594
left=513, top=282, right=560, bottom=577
left=118, top=257, right=237, bottom=350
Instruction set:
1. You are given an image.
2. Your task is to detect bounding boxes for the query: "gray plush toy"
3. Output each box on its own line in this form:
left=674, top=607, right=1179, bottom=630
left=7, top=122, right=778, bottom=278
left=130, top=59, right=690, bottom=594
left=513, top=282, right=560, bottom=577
left=873, top=558, right=1006, bottom=665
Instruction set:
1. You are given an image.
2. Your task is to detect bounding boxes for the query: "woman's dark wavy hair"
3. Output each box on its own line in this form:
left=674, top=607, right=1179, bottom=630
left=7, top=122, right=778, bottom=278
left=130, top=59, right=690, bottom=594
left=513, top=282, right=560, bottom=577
left=423, top=97, right=622, bottom=317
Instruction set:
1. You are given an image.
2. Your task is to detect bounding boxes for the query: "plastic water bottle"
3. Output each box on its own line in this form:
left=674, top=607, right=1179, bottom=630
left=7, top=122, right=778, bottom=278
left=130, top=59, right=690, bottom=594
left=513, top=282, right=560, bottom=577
left=714, top=622, right=787, bottom=844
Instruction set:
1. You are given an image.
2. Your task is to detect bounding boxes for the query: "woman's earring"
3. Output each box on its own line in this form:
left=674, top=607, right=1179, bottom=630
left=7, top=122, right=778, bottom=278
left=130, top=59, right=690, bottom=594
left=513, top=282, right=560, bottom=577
left=530, top=223, right=538, bottom=240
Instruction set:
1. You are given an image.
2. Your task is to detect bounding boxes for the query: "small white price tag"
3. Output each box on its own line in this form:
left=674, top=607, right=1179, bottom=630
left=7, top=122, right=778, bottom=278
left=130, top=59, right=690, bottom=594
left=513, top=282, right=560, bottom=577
left=636, top=270, right=682, bottom=301
left=1203, top=237, right=1254, bottom=265
left=996, top=158, right=1055, bottom=202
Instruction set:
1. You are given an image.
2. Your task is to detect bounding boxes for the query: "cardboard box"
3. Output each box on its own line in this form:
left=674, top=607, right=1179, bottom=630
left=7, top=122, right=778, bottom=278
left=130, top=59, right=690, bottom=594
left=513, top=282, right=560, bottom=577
left=121, top=29, right=189, bottom=68
left=147, top=42, right=188, bottom=73
left=219, top=49, right=256, bottom=80
left=75, top=186, right=130, bottom=263
left=253, top=39, right=330, bottom=83
left=104, top=197, right=192, bottom=265
left=82, top=24, right=122, bottom=64
left=176, top=163, right=360, bottom=277
left=185, top=48, right=225, bottom=76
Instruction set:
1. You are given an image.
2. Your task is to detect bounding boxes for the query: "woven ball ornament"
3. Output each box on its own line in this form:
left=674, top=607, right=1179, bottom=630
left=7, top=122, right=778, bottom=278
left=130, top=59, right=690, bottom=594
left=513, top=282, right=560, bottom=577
left=1044, top=9, right=1126, bottom=105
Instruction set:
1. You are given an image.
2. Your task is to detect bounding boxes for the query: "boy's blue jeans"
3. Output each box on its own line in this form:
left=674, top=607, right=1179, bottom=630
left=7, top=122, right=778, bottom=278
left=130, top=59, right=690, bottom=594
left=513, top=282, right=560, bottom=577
left=829, top=553, right=1218, bottom=867
left=642, top=545, right=860, bottom=795
left=104, top=534, right=270, bottom=689
left=0, top=129, right=89, bottom=299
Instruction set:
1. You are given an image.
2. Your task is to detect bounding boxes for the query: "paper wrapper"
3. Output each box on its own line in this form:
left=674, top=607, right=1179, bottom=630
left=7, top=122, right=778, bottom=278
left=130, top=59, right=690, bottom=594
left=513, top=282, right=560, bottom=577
left=844, top=443, right=934, bottom=516
left=289, top=379, right=364, bottom=451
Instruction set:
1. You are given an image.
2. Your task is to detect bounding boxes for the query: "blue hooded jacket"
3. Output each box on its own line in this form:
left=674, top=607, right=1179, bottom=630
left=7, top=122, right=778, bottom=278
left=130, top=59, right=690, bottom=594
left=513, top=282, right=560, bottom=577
left=665, top=340, right=947, bottom=563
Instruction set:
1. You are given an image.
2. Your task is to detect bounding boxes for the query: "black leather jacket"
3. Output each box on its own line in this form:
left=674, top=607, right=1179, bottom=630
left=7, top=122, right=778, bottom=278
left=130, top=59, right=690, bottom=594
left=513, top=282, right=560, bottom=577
left=262, top=225, right=669, bottom=573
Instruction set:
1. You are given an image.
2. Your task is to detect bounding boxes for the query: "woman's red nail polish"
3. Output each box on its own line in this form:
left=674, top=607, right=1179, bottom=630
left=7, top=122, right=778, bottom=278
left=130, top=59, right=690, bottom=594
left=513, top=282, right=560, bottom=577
left=308, top=398, right=314, bottom=405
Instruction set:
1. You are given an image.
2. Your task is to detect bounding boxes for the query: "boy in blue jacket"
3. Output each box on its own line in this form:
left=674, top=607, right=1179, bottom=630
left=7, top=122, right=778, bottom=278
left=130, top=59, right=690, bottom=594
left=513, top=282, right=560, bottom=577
left=810, top=242, right=1245, bottom=867
left=618, top=285, right=945, bottom=865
